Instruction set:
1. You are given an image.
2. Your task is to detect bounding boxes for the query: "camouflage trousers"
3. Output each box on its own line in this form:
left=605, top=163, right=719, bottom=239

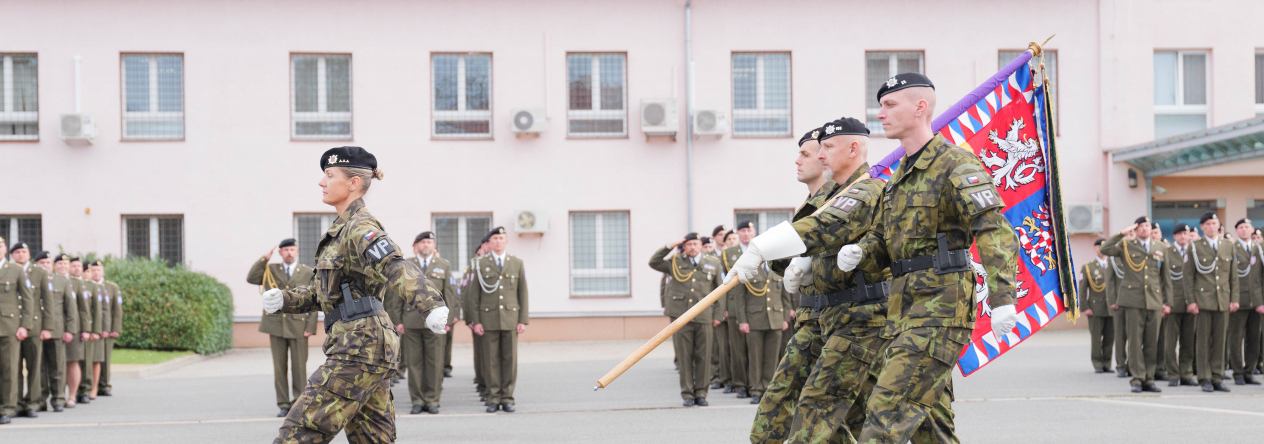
left=786, top=304, right=888, bottom=443
left=749, top=307, right=830, bottom=443
left=274, top=359, right=395, bottom=444
left=857, top=326, right=969, bottom=444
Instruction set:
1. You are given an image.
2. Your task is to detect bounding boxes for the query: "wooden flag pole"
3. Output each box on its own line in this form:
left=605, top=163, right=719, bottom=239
left=595, top=277, right=740, bottom=390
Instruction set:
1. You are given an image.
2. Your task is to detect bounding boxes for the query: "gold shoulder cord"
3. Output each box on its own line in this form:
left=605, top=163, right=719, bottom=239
left=721, top=250, right=731, bottom=270
left=671, top=255, right=696, bottom=283
left=258, top=264, right=278, bottom=295
left=744, top=276, right=771, bottom=296
left=1084, top=264, right=1105, bottom=293
left=1120, top=239, right=1146, bottom=272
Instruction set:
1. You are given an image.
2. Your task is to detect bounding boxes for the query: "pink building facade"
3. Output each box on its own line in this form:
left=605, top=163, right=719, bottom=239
left=4, top=0, right=1263, bottom=346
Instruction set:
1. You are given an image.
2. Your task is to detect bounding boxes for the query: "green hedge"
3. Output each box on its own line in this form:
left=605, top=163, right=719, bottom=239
left=88, top=255, right=234, bottom=354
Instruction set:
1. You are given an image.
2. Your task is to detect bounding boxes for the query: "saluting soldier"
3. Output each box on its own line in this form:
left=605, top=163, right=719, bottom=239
left=721, top=221, right=759, bottom=399
left=1189, top=212, right=1238, bottom=392
left=1100, top=217, right=1172, bottom=393
left=1079, top=239, right=1115, bottom=373
left=1229, top=219, right=1263, bottom=385
left=263, top=146, right=448, bottom=442
left=468, top=227, right=528, bottom=413
left=0, top=238, right=35, bottom=424
left=247, top=238, right=317, bottom=417
left=650, top=233, right=724, bottom=406
left=1164, top=225, right=1197, bottom=386
left=395, top=231, right=458, bottom=414
left=34, top=253, right=71, bottom=412
left=11, top=243, right=46, bottom=419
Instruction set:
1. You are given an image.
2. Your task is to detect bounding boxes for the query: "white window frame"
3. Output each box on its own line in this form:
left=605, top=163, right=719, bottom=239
left=866, top=51, right=924, bottom=135
left=0, top=54, right=38, bottom=141
left=120, top=215, right=183, bottom=263
left=431, top=53, right=493, bottom=140
left=567, top=53, right=627, bottom=138
left=293, top=213, right=336, bottom=268
left=735, top=209, right=793, bottom=235
left=569, top=211, right=631, bottom=297
left=2, top=215, right=41, bottom=250
left=432, top=213, right=492, bottom=273
left=1153, top=50, right=1210, bottom=127
left=731, top=52, right=792, bottom=137
left=290, top=54, right=352, bottom=141
left=1256, top=49, right=1264, bottom=117
left=121, top=54, right=184, bottom=141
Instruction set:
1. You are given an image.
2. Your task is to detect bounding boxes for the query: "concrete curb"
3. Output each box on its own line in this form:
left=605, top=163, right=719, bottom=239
left=113, top=350, right=228, bottom=380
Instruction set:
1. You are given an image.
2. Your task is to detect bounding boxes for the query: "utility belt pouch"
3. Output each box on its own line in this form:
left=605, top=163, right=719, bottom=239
left=932, top=233, right=971, bottom=275
left=325, top=282, right=383, bottom=334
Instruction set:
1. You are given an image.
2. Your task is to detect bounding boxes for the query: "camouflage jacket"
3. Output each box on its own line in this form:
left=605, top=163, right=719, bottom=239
left=1187, top=236, right=1237, bottom=311
left=859, top=135, right=1019, bottom=330
left=1099, top=234, right=1171, bottom=310
left=392, top=255, right=459, bottom=328
left=649, top=246, right=724, bottom=324
left=280, top=198, right=446, bottom=366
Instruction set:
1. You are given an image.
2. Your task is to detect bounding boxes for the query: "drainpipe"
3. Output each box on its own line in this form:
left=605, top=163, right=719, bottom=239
left=684, top=0, right=695, bottom=232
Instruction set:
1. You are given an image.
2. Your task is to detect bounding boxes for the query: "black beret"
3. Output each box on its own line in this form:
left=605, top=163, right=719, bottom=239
left=1094, top=238, right=1105, bottom=246
left=278, top=238, right=297, bottom=248
left=1236, top=218, right=1252, bottom=228
left=9, top=242, right=28, bottom=252
left=711, top=225, right=726, bottom=237
left=1200, top=212, right=1218, bottom=224
left=32, top=251, right=49, bottom=262
left=414, top=231, right=434, bottom=244
left=86, top=260, right=102, bottom=267
left=55, top=254, right=71, bottom=263
left=1174, top=223, right=1190, bottom=234
left=479, top=233, right=492, bottom=245
left=320, top=146, right=377, bottom=172
left=1151, top=222, right=1161, bottom=230
left=83, top=262, right=91, bottom=271
left=736, top=221, right=755, bottom=230
left=818, top=117, right=869, bottom=141
left=69, top=257, right=81, bottom=262
left=683, top=232, right=699, bottom=242
left=487, top=227, right=507, bottom=238
left=799, top=128, right=823, bottom=147
left=876, top=72, right=935, bottom=101
left=700, top=236, right=712, bottom=245
left=1134, top=216, right=1150, bottom=225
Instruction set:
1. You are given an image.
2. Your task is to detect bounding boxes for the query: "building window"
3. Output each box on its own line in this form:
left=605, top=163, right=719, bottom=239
left=732, top=52, right=791, bottom=137
left=433, top=213, right=491, bottom=272
left=1154, top=50, right=1209, bottom=140
left=567, top=53, right=626, bottom=138
left=1255, top=50, right=1264, bottom=117
left=865, top=51, right=924, bottom=134
left=294, top=213, right=337, bottom=268
left=121, top=54, right=184, bottom=140
left=734, top=210, right=793, bottom=235
left=292, top=54, right=352, bottom=140
left=433, top=53, right=492, bottom=139
left=1000, top=49, right=1057, bottom=131
left=0, top=54, right=38, bottom=141
left=569, top=211, right=630, bottom=297
left=122, top=215, right=183, bottom=266
left=0, top=215, right=42, bottom=253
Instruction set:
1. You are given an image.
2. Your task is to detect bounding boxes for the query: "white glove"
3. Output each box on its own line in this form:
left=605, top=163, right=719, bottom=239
left=426, top=307, right=450, bottom=334
left=730, top=222, right=809, bottom=283
left=262, top=288, right=284, bottom=314
left=782, top=257, right=812, bottom=294
left=837, top=245, right=863, bottom=272
left=990, top=304, right=1019, bottom=339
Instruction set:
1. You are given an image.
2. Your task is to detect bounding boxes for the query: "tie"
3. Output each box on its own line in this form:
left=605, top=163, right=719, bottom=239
left=286, top=265, right=292, bottom=278
left=497, top=257, right=503, bottom=271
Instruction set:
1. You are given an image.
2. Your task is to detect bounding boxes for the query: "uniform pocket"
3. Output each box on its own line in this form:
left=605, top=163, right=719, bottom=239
left=299, top=362, right=378, bottom=435
left=899, top=328, right=967, bottom=407
left=896, top=190, right=941, bottom=239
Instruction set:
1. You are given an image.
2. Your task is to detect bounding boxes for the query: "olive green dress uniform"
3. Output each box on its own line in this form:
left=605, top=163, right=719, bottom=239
left=649, top=247, right=724, bottom=401
left=1228, top=239, right=1263, bottom=380
left=1106, top=257, right=1129, bottom=376
left=39, top=271, right=74, bottom=408
left=18, top=262, right=47, bottom=413
left=460, top=258, right=487, bottom=399
left=77, top=278, right=102, bottom=397
left=94, top=279, right=110, bottom=365
left=722, top=245, right=751, bottom=393
left=1, top=258, right=35, bottom=418
left=1189, top=234, right=1237, bottom=387
left=1164, top=242, right=1196, bottom=383
left=733, top=264, right=784, bottom=399
left=711, top=250, right=731, bottom=389
left=64, top=276, right=85, bottom=364
left=468, top=251, right=528, bottom=407
left=99, top=280, right=122, bottom=394
left=1078, top=259, right=1114, bottom=371
left=1100, top=234, right=1172, bottom=387
left=854, top=134, right=1020, bottom=444
left=394, top=255, right=457, bottom=409
left=273, top=197, right=446, bottom=443
left=247, top=258, right=317, bottom=411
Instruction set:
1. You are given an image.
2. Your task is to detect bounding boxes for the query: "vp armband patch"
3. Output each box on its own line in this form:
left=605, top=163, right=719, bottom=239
left=365, top=238, right=397, bottom=262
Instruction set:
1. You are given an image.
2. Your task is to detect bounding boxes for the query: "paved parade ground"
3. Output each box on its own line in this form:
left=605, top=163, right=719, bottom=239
left=4, top=329, right=1264, bottom=443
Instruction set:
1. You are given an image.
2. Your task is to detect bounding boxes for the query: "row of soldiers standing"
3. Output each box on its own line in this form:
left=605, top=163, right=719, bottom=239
left=0, top=239, right=122, bottom=424
left=1081, top=213, right=1264, bottom=392
left=250, top=227, right=527, bottom=417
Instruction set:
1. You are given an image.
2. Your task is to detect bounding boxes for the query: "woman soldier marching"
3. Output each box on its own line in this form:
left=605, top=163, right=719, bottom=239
left=263, top=146, right=449, bottom=443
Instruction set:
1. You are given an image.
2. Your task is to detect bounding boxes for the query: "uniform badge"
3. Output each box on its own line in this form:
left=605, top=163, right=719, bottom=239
left=886, top=77, right=898, bottom=87
left=833, top=197, right=859, bottom=213
left=26, top=279, right=32, bottom=288
left=1252, top=257, right=1258, bottom=266
left=48, top=282, right=54, bottom=291
left=848, top=189, right=861, bottom=194
left=364, top=232, right=377, bottom=241
left=811, top=130, right=819, bottom=139
left=702, top=264, right=716, bottom=273
left=967, top=176, right=980, bottom=184
left=365, top=238, right=397, bottom=262
left=825, top=125, right=836, bottom=134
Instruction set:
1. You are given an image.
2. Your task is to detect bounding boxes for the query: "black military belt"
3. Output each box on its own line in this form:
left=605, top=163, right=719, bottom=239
left=798, top=272, right=890, bottom=309
left=891, top=233, right=972, bottom=278
left=324, top=283, right=384, bottom=334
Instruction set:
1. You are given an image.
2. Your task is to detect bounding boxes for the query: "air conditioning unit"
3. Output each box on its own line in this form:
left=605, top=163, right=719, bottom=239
left=510, top=108, right=547, bottom=134
left=692, top=109, right=727, bottom=136
left=59, top=113, right=97, bottom=142
left=640, top=98, right=678, bottom=138
left=1064, top=203, right=1103, bottom=234
left=513, top=209, right=548, bottom=234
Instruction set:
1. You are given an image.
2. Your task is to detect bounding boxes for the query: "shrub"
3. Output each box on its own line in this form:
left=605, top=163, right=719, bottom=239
left=93, top=256, right=234, bottom=354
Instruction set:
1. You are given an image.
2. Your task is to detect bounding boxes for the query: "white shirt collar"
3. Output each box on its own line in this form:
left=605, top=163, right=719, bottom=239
left=739, top=242, right=750, bottom=253
left=93, top=279, right=104, bottom=284
left=0, top=259, right=6, bottom=268
left=1239, top=239, right=1251, bottom=250
left=419, top=253, right=435, bottom=267
left=491, top=251, right=507, bottom=263
left=1095, top=257, right=1107, bottom=268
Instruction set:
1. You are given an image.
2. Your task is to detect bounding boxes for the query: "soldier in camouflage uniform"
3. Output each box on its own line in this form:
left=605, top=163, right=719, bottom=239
left=263, top=147, right=448, bottom=444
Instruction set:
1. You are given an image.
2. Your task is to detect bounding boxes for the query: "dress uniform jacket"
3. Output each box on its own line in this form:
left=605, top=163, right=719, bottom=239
left=1189, top=237, right=1238, bottom=311
left=650, top=248, right=724, bottom=324
left=106, top=281, right=122, bottom=336
left=1233, top=240, right=1264, bottom=309
left=398, top=256, right=458, bottom=328
left=0, top=259, right=33, bottom=417
left=1078, top=260, right=1112, bottom=316
left=248, top=259, right=317, bottom=338
left=467, top=254, right=528, bottom=331
left=734, top=267, right=785, bottom=330
left=1100, top=235, right=1172, bottom=311
left=1166, top=243, right=1194, bottom=313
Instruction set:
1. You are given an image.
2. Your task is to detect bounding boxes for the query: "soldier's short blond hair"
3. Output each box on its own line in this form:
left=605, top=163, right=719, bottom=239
left=337, top=167, right=385, bottom=193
